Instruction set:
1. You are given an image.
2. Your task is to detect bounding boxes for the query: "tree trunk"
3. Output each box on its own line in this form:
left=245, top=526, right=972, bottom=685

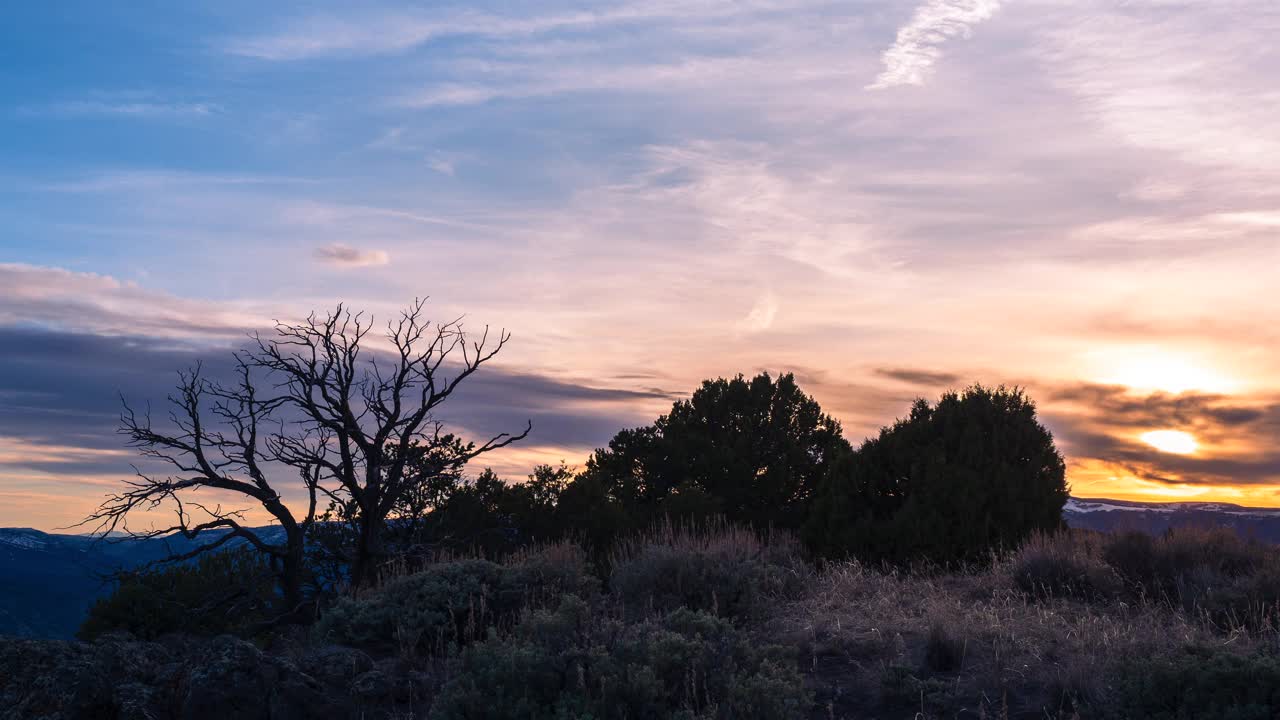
left=280, top=528, right=306, bottom=612
left=352, top=514, right=385, bottom=589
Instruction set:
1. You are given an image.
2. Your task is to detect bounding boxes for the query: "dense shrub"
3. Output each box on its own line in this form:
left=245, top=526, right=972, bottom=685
left=609, top=522, right=811, bottom=619
left=430, top=598, right=811, bottom=719
left=79, top=548, right=277, bottom=641
left=1103, top=528, right=1280, bottom=629
left=314, top=544, right=596, bottom=655
left=805, top=385, right=1067, bottom=564
left=573, top=372, right=849, bottom=542
left=1104, top=527, right=1267, bottom=591
left=1102, top=647, right=1280, bottom=720
left=1010, top=531, right=1120, bottom=599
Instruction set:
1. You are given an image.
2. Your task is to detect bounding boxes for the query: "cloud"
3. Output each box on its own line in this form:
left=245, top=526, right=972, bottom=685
left=36, top=170, right=314, bottom=194
left=868, top=0, right=1002, bottom=90
left=427, top=156, right=456, bottom=176
left=1035, top=2, right=1280, bottom=172
left=0, top=325, right=679, bottom=527
left=21, top=101, right=219, bottom=118
left=875, top=367, right=962, bottom=387
left=1039, top=381, right=1280, bottom=488
left=0, top=263, right=257, bottom=340
left=313, top=243, right=391, bottom=267
left=222, top=3, right=810, bottom=61
left=738, top=293, right=778, bottom=333
left=0, top=324, right=674, bottom=459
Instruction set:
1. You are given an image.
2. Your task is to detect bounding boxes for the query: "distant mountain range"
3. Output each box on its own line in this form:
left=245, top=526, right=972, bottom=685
left=1063, top=497, right=1280, bottom=543
left=5, top=497, right=1280, bottom=639
left=0, top=526, right=284, bottom=639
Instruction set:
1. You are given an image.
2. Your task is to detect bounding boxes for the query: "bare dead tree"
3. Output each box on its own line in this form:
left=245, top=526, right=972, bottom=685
left=244, top=300, right=527, bottom=587
left=83, top=300, right=528, bottom=603
left=82, top=358, right=317, bottom=611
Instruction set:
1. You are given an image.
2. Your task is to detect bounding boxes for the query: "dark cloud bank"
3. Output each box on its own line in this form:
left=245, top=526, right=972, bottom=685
left=1043, top=383, right=1280, bottom=487
left=0, top=326, right=674, bottom=478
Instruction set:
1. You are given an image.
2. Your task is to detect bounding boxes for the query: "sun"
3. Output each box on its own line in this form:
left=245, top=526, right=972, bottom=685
left=1140, top=430, right=1199, bottom=455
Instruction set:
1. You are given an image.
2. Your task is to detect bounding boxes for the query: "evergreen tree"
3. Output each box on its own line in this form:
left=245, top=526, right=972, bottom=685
left=574, top=372, right=850, bottom=534
left=805, top=385, right=1067, bottom=563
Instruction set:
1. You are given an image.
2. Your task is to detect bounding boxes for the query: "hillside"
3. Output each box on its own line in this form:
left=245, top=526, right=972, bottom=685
left=4, top=497, right=1280, bottom=641
left=4, top=524, right=1280, bottom=719
left=0, top=527, right=285, bottom=639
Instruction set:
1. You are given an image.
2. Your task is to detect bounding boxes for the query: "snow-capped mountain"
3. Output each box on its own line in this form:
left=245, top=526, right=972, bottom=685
left=1064, top=497, right=1280, bottom=542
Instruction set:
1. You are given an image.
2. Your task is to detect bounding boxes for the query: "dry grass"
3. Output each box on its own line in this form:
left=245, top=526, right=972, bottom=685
left=607, top=516, right=805, bottom=567
left=768, top=530, right=1280, bottom=719
left=315, top=525, right=1280, bottom=718
left=607, top=517, right=812, bottom=620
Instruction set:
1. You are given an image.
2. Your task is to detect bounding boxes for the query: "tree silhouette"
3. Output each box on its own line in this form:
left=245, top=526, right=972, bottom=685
left=576, top=372, right=850, bottom=534
left=805, top=385, right=1067, bottom=563
left=83, top=301, right=528, bottom=607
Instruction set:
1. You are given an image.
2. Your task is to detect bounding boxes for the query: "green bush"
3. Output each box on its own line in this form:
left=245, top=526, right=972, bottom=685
left=79, top=548, right=277, bottom=641
left=805, top=385, right=1067, bottom=565
left=430, top=599, right=811, bottom=719
left=314, top=544, right=596, bottom=655
left=573, top=372, right=850, bottom=539
left=608, top=522, right=811, bottom=619
left=1102, top=647, right=1280, bottom=720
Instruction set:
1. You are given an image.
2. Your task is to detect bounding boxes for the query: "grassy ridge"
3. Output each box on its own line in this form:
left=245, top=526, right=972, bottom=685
left=307, top=524, right=1280, bottom=718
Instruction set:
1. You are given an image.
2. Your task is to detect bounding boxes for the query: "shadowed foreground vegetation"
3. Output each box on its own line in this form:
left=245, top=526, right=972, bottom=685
left=6, top=523, right=1280, bottom=719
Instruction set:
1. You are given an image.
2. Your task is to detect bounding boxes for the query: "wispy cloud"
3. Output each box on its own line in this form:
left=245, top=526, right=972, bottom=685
left=19, top=100, right=219, bottom=118
left=35, top=170, right=315, bottom=194
left=427, top=155, right=456, bottom=176
left=223, top=3, right=801, bottom=61
left=1036, top=2, right=1280, bottom=172
left=875, top=368, right=963, bottom=387
left=867, top=0, right=1002, bottom=90
left=738, top=292, right=778, bottom=333
left=313, top=243, right=391, bottom=267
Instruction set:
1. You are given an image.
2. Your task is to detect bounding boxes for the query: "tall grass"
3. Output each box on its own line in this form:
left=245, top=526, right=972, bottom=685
left=1009, top=527, right=1280, bottom=633
left=607, top=517, right=811, bottom=619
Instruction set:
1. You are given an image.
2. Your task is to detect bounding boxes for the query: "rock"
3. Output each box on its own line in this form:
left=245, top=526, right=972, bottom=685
left=0, top=634, right=360, bottom=720
left=181, top=636, right=348, bottom=720
left=0, top=635, right=176, bottom=720
left=296, top=645, right=375, bottom=689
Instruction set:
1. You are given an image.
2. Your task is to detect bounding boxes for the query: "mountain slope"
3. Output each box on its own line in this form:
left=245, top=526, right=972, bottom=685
left=0, top=526, right=283, bottom=639
left=1064, top=497, right=1280, bottom=542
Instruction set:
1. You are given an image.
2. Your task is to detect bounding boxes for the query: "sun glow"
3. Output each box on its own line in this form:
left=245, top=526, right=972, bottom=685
left=1090, top=347, right=1238, bottom=395
left=1140, top=430, right=1199, bottom=455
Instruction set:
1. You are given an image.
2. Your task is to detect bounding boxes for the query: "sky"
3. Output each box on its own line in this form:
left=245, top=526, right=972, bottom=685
left=2, top=0, right=1279, bottom=531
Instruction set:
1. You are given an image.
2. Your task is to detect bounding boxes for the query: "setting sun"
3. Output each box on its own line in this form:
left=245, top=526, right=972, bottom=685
left=1140, top=430, right=1199, bottom=455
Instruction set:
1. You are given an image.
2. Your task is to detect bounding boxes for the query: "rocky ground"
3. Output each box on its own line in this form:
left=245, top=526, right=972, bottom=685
left=0, top=633, right=431, bottom=720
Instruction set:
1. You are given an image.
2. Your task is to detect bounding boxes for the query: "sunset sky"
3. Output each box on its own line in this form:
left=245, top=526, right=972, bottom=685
left=2, top=0, right=1278, bottom=530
